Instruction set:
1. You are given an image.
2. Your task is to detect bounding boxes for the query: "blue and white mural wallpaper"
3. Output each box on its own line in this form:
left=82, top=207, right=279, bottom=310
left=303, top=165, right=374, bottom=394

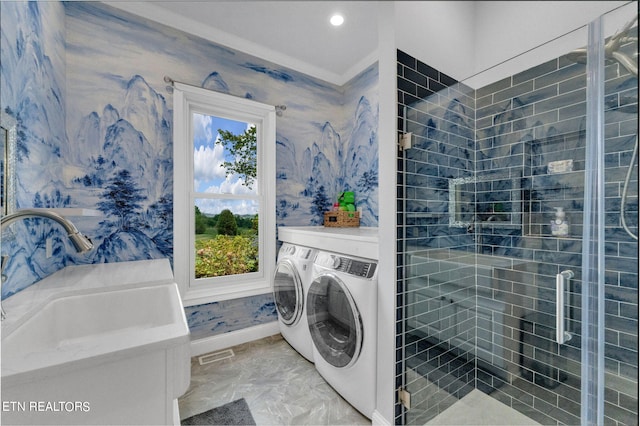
left=1, top=1, right=378, bottom=337
left=277, top=65, right=379, bottom=225
left=1, top=1, right=74, bottom=294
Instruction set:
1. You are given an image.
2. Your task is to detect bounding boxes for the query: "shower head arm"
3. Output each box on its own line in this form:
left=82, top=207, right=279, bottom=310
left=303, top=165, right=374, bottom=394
left=611, top=50, right=638, bottom=77
left=567, top=15, right=638, bottom=77
left=605, top=15, right=638, bottom=54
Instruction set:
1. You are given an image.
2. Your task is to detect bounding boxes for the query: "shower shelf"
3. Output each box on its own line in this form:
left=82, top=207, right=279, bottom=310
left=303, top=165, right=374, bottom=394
left=405, top=212, right=440, bottom=217
left=527, top=170, right=584, bottom=188
left=479, top=222, right=521, bottom=230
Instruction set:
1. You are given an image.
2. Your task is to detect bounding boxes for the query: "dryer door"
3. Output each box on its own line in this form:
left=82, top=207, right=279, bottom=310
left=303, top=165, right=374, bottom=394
left=307, top=273, right=362, bottom=368
left=273, top=259, right=303, bottom=326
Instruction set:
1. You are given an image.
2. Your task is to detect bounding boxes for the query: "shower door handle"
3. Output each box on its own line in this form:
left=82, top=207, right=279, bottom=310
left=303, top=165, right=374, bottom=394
left=556, top=270, right=574, bottom=344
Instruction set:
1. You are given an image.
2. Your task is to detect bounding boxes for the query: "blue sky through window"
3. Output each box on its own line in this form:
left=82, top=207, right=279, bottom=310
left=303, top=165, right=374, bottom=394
left=193, top=113, right=258, bottom=216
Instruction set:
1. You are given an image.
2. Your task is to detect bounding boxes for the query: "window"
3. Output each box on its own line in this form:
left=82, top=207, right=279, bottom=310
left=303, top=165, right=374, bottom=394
left=173, top=83, right=276, bottom=306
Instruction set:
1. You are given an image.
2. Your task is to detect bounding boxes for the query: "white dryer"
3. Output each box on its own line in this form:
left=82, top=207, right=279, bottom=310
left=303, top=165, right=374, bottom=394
left=306, top=250, right=378, bottom=418
left=273, top=243, right=317, bottom=362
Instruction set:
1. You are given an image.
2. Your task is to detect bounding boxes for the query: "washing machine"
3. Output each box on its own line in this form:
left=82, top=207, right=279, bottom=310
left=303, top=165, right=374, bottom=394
left=306, top=250, right=378, bottom=418
left=273, top=242, right=317, bottom=362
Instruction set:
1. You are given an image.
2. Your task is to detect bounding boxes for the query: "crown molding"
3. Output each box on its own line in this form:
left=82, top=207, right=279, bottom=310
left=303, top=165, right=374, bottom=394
left=102, top=1, right=375, bottom=86
left=339, top=49, right=379, bottom=86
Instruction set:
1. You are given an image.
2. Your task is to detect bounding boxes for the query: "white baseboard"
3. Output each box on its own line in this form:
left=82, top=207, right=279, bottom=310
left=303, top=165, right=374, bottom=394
left=190, top=321, right=281, bottom=356
left=372, top=410, right=391, bottom=426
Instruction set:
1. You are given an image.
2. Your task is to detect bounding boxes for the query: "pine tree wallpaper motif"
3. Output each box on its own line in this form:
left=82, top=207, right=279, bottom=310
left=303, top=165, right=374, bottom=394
left=1, top=2, right=378, bottom=302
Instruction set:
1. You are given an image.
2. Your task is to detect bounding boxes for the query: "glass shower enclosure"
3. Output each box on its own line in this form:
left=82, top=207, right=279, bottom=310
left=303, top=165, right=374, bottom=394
left=396, top=3, right=638, bottom=425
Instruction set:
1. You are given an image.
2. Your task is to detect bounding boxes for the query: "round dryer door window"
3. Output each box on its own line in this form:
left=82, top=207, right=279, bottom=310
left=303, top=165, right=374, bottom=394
left=307, top=273, right=362, bottom=368
left=273, top=259, right=303, bottom=326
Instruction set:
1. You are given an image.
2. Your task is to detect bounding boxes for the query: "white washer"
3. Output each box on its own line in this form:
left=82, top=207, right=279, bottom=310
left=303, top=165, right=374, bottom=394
left=306, top=250, right=378, bottom=418
left=273, top=242, right=317, bottom=362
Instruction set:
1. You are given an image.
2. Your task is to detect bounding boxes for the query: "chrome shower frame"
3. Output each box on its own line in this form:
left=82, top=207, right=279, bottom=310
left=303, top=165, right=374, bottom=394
left=569, top=15, right=639, bottom=240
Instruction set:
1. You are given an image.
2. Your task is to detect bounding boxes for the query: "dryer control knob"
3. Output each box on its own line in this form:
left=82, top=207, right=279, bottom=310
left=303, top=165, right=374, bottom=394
left=317, top=253, right=340, bottom=269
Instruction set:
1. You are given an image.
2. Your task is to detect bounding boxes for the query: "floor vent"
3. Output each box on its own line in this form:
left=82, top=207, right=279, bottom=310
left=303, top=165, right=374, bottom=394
left=198, top=349, right=235, bottom=365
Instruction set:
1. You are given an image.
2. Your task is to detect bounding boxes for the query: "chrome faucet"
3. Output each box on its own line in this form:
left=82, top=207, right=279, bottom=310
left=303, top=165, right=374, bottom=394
left=1, top=209, right=94, bottom=320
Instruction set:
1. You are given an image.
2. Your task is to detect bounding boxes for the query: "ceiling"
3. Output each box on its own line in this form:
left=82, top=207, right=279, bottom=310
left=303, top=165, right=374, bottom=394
left=101, top=1, right=632, bottom=87
left=107, top=1, right=380, bottom=86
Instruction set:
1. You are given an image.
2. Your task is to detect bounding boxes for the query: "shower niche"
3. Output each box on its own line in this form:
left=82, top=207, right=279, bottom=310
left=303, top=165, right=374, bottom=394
left=521, top=129, right=587, bottom=238
left=448, top=171, right=523, bottom=230
left=448, top=129, right=588, bottom=239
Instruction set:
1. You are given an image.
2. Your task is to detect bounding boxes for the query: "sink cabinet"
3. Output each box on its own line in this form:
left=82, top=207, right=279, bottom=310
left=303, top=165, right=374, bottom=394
left=2, top=343, right=190, bottom=425
left=1, top=260, right=190, bottom=426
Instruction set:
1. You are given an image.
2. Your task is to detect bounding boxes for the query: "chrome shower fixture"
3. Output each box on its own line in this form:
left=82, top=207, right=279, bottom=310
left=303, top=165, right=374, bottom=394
left=566, top=15, right=639, bottom=240
left=566, top=15, right=638, bottom=76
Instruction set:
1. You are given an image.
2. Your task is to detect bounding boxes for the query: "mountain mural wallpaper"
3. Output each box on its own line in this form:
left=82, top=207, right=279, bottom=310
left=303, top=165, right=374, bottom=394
left=1, top=1, right=74, bottom=294
left=1, top=1, right=378, bottom=337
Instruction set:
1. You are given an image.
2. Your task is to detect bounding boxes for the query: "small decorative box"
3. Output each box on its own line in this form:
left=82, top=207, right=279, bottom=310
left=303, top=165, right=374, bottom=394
left=323, top=211, right=360, bottom=227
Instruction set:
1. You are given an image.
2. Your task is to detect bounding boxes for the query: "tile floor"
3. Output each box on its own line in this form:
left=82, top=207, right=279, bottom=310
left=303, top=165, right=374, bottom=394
left=178, top=334, right=370, bottom=425
left=405, top=367, right=541, bottom=426
left=178, top=334, right=541, bottom=426
left=426, top=390, right=541, bottom=425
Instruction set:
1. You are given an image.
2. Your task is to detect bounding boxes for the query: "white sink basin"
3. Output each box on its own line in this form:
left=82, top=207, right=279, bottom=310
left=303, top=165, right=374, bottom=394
left=1, top=282, right=191, bottom=425
left=2, top=284, right=188, bottom=377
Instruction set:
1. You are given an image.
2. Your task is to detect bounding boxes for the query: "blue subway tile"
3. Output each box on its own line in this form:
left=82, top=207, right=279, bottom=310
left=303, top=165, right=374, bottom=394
left=395, top=48, right=637, bottom=425
left=513, top=58, right=558, bottom=85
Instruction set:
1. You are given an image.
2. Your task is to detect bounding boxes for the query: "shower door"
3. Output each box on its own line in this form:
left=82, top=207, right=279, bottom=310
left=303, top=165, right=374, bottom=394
left=396, top=4, right=638, bottom=425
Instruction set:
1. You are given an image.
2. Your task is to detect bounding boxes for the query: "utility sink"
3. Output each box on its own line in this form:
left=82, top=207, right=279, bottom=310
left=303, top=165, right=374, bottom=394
left=2, top=283, right=189, bottom=379
left=1, top=280, right=191, bottom=425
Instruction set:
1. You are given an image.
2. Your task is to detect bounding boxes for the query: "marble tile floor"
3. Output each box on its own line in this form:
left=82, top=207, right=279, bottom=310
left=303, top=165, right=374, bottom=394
left=179, top=334, right=541, bottom=426
left=178, top=334, right=370, bottom=425
left=426, top=390, right=541, bottom=426
left=405, top=367, right=541, bottom=426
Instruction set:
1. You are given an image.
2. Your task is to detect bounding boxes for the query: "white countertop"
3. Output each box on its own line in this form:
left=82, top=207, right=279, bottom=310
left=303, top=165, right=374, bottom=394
left=1, top=259, right=190, bottom=388
left=278, top=226, right=379, bottom=260
left=1, top=259, right=176, bottom=335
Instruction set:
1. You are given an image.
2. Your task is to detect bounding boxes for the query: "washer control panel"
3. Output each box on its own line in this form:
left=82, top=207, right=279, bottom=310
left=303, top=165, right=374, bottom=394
left=279, top=243, right=296, bottom=256
left=279, top=243, right=314, bottom=260
left=298, top=248, right=314, bottom=260
left=315, top=253, right=377, bottom=279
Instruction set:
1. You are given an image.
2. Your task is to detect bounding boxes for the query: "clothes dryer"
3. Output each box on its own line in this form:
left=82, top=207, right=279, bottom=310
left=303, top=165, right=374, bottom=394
left=306, top=250, right=378, bottom=418
left=273, top=243, right=316, bottom=362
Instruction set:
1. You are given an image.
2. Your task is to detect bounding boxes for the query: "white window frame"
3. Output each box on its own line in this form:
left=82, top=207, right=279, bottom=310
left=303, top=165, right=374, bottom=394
left=173, top=82, right=276, bottom=306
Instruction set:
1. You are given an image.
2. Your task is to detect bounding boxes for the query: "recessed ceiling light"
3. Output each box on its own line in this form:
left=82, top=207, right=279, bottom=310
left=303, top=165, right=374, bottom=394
left=330, top=14, right=344, bottom=27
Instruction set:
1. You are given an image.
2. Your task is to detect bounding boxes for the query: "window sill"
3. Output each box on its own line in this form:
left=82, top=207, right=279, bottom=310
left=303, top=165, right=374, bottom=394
left=181, top=280, right=273, bottom=307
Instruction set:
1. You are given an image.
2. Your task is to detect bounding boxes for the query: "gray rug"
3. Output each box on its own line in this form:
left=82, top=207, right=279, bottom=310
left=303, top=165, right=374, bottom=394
left=181, top=398, right=256, bottom=425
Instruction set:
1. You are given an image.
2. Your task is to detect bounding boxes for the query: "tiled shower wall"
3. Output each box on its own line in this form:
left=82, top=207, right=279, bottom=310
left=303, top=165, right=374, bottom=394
left=474, top=46, right=638, bottom=425
left=396, top=43, right=638, bottom=426
left=396, top=49, right=478, bottom=424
